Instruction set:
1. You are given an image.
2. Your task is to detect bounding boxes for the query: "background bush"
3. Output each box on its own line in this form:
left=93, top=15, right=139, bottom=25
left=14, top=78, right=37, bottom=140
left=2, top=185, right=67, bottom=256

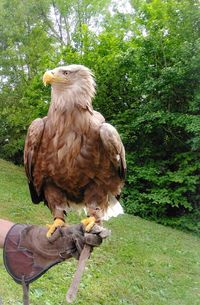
left=0, top=0, right=199, bottom=233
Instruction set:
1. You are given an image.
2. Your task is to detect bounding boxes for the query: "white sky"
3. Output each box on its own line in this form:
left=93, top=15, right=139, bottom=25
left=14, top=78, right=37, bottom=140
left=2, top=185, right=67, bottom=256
left=109, top=0, right=134, bottom=15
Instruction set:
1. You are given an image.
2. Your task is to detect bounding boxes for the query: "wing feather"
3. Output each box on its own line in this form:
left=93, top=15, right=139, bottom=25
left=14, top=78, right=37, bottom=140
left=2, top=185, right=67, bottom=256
left=24, top=117, right=46, bottom=203
left=100, top=123, right=126, bottom=179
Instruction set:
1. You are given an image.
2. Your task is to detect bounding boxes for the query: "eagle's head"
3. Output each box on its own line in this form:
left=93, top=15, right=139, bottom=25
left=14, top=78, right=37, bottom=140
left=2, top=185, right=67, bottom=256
left=43, top=64, right=96, bottom=101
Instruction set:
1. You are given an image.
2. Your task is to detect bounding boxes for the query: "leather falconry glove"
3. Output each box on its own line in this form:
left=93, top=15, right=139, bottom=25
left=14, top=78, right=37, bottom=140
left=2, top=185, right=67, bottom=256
left=3, top=223, right=110, bottom=305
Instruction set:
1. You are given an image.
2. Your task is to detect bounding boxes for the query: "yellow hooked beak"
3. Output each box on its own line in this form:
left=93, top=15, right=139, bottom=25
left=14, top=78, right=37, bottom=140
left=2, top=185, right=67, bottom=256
left=43, top=71, right=55, bottom=86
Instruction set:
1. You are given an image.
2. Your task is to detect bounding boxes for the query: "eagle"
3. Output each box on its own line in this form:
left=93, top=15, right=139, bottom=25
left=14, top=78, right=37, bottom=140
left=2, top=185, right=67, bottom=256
left=24, top=65, right=126, bottom=237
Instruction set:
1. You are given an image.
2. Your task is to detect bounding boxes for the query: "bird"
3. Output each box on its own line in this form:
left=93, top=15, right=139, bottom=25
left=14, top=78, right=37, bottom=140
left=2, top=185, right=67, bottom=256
left=24, top=64, right=126, bottom=238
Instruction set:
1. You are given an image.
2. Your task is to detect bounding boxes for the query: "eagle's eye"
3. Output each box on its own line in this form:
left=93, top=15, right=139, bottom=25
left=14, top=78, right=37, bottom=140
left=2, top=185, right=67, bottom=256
left=95, top=207, right=101, bottom=211
left=63, top=70, right=69, bottom=76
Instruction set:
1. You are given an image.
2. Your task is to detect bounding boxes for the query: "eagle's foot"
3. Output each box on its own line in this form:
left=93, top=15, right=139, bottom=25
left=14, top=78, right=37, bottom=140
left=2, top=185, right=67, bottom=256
left=81, top=216, right=96, bottom=232
left=46, top=218, right=65, bottom=238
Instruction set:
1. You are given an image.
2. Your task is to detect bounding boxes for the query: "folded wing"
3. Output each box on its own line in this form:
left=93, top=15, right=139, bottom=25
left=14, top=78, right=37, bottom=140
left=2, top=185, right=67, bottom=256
left=24, top=118, right=46, bottom=203
left=100, top=123, right=126, bottom=180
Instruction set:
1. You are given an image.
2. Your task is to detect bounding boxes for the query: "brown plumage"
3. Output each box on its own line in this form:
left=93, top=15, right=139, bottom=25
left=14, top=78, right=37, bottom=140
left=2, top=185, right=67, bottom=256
left=24, top=65, right=126, bottom=234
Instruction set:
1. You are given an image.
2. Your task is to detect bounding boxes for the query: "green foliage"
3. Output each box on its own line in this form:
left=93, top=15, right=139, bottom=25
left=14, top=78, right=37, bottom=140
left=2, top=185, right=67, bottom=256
left=112, top=0, right=200, bottom=228
left=0, top=0, right=200, bottom=229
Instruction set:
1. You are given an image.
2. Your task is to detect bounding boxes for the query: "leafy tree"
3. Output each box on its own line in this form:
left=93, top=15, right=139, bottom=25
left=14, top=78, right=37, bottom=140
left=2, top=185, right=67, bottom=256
left=0, top=0, right=54, bottom=162
left=0, top=0, right=199, bottom=232
left=115, top=0, right=200, bottom=231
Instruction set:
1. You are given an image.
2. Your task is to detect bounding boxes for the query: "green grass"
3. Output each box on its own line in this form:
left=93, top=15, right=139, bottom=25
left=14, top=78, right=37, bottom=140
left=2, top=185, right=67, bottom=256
left=0, top=158, right=200, bottom=305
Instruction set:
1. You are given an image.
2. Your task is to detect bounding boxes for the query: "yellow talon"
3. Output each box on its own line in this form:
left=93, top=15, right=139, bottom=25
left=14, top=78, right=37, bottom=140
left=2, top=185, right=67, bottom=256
left=46, top=218, right=65, bottom=238
left=81, top=216, right=96, bottom=232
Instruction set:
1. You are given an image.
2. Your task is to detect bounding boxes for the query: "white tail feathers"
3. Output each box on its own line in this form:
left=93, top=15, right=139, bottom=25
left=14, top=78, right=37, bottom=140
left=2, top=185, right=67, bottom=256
left=103, top=196, right=124, bottom=221
left=83, top=195, right=124, bottom=221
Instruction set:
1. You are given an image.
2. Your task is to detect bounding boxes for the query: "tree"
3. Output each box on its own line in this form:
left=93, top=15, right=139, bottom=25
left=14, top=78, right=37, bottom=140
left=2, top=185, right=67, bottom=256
left=116, top=0, right=200, bottom=232
left=0, top=0, right=54, bottom=162
left=0, top=0, right=199, bottom=232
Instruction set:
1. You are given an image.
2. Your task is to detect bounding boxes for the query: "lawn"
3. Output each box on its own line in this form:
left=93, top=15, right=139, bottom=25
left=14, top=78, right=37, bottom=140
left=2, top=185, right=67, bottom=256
left=0, top=159, right=200, bottom=305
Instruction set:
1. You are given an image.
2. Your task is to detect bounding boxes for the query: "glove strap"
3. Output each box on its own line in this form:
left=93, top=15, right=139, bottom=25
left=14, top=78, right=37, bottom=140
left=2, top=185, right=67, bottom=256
left=22, top=276, right=29, bottom=305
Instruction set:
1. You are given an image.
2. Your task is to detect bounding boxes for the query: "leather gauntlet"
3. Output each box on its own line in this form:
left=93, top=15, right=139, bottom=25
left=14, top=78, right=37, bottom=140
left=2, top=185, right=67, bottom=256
left=3, top=223, right=109, bottom=285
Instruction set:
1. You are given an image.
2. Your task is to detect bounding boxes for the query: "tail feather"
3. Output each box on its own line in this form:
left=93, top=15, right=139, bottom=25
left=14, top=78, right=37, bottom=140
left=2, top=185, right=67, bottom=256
left=103, top=195, right=124, bottom=221
left=83, top=195, right=124, bottom=221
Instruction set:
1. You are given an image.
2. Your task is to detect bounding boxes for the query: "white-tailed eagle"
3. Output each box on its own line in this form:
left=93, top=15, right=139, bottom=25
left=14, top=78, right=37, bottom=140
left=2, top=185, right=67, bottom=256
left=24, top=65, right=126, bottom=237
